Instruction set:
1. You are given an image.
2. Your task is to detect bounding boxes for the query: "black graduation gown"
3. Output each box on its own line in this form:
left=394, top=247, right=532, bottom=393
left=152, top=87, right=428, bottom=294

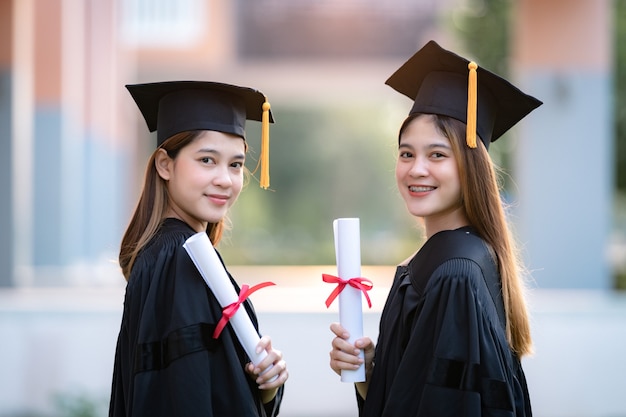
left=109, top=218, right=283, bottom=417
left=360, top=227, right=531, bottom=417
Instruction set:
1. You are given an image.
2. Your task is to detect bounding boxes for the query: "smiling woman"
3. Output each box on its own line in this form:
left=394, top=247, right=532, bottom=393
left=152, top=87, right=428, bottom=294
left=109, top=81, right=288, bottom=417
left=154, top=130, right=246, bottom=232
left=329, top=40, right=542, bottom=417
left=395, top=114, right=466, bottom=236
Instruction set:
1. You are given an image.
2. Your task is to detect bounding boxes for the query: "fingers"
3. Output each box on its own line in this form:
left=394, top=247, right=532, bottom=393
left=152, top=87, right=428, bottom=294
left=256, top=359, right=289, bottom=390
left=329, top=322, right=349, bottom=339
left=255, top=335, right=272, bottom=354
left=247, top=335, right=288, bottom=390
left=355, top=337, right=375, bottom=353
left=329, top=323, right=375, bottom=376
left=329, top=337, right=362, bottom=375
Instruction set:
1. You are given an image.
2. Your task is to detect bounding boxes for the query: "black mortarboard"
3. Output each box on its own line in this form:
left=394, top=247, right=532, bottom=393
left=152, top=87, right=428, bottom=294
left=126, top=81, right=274, bottom=188
left=385, top=40, right=542, bottom=149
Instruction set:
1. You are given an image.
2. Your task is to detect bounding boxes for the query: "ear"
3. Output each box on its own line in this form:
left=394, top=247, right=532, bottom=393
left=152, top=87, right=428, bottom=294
left=154, top=148, right=172, bottom=181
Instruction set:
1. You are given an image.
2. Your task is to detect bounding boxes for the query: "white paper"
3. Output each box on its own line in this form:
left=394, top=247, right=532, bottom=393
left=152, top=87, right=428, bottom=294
left=333, top=218, right=366, bottom=382
left=183, top=232, right=270, bottom=369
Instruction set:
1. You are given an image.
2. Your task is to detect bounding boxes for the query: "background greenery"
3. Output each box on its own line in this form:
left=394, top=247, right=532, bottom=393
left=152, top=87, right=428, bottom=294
left=614, top=0, right=626, bottom=289
left=220, top=0, right=626, bottom=289
left=220, top=102, right=420, bottom=265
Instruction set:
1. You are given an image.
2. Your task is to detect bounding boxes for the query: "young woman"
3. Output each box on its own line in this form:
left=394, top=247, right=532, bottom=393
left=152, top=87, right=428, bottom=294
left=109, top=81, right=287, bottom=417
left=329, top=41, right=542, bottom=416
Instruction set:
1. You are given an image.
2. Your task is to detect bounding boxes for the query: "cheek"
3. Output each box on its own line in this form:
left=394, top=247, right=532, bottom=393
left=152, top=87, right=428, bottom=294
left=395, top=162, right=407, bottom=182
left=232, top=172, right=244, bottom=194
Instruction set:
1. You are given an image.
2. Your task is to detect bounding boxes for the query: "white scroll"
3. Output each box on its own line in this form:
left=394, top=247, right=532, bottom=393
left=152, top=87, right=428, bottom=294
left=332, top=218, right=366, bottom=382
left=183, top=232, right=270, bottom=370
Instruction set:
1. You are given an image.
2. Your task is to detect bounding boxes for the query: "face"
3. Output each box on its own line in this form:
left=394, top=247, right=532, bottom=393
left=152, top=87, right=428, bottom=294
left=156, top=130, right=245, bottom=233
left=395, top=115, right=468, bottom=237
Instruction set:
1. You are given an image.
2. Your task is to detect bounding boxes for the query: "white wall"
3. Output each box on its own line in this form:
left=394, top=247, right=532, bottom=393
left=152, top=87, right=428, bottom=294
left=1, top=267, right=625, bottom=417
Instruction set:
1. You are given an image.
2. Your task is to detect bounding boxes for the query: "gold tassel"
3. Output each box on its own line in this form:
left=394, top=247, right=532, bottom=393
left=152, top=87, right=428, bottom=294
left=466, top=61, right=478, bottom=149
left=259, top=99, right=271, bottom=189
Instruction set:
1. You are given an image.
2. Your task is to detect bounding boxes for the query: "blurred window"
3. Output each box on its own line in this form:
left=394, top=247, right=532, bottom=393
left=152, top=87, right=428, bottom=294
left=120, top=0, right=206, bottom=47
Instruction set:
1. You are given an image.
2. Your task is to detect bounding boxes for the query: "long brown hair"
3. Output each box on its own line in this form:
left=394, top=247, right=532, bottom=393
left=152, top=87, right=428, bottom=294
left=400, top=113, right=533, bottom=357
left=119, top=131, right=227, bottom=281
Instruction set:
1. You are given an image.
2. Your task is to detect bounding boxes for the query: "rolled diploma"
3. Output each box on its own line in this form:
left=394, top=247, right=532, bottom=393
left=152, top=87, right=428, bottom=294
left=333, top=218, right=366, bottom=382
left=183, top=232, right=269, bottom=368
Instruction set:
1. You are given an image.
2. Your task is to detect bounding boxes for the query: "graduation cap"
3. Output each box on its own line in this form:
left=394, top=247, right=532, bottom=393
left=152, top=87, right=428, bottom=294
left=385, top=40, right=542, bottom=149
left=126, top=81, right=274, bottom=189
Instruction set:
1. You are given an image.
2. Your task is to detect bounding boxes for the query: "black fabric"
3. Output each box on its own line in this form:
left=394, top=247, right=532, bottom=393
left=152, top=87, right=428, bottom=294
left=360, top=227, right=531, bottom=417
left=133, top=323, right=218, bottom=373
left=109, top=218, right=283, bottom=417
left=385, top=40, right=542, bottom=148
left=126, top=81, right=274, bottom=146
left=408, top=227, right=506, bottom=333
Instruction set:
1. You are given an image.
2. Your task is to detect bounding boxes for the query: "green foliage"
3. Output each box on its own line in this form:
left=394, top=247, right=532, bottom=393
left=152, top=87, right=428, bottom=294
left=447, top=0, right=512, bottom=76
left=52, top=391, right=106, bottom=417
left=612, top=0, right=626, bottom=289
left=616, top=0, right=626, bottom=193
left=445, top=0, right=516, bottom=184
left=219, top=102, right=419, bottom=265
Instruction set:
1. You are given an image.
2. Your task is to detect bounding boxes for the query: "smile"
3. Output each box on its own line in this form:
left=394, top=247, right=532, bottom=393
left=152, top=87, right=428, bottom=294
left=409, top=186, right=435, bottom=192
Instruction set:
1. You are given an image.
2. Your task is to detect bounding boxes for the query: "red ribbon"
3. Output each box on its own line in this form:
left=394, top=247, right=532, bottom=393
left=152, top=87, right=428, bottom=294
left=213, top=281, right=276, bottom=339
left=322, top=273, right=373, bottom=309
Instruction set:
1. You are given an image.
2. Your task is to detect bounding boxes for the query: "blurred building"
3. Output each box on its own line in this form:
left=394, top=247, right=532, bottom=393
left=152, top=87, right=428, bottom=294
left=1, top=0, right=458, bottom=287
left=1, top=0, right=615, bottom=289
left=0, top=1, right=623, bottom=416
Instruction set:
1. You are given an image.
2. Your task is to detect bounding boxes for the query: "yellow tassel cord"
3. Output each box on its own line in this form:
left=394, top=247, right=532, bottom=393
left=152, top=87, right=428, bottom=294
left=259, top=100, right=271, bottom=189
left=466, top=61, right=478, bottom=149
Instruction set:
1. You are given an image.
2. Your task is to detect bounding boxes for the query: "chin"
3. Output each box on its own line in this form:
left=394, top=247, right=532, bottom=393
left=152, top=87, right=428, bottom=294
left=197, top=211, right=227, bottom=225
left=404, top=204, right=430, bottom=218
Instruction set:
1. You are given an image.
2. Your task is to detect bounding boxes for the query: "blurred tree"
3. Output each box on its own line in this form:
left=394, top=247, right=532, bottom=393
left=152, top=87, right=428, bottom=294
left=446, top=0, right=516, bottom=186
left=616, top=0, right=626, bottom=193
left=219, top=103, right=416, bottom=265
left=449, top=0, right=511, bottom=76
left=53, top=391, right=106, bottom=417
left=615, top=0, right=626, bottom=289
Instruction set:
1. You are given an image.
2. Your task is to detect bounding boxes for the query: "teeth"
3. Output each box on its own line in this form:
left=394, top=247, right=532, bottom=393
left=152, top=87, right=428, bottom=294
left=410, top=186, right=434, bottom=192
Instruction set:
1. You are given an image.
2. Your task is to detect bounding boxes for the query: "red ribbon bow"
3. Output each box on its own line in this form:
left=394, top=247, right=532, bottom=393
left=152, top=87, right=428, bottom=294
left=322, top=273, right=373, bottom=309
left=213, top=281, right=276, bottom=339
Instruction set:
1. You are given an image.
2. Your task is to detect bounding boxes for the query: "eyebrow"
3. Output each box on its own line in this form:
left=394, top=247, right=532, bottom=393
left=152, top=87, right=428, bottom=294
left=196, top=148, right=245, bottom=160
left=398, top=142, right=451, bottom=150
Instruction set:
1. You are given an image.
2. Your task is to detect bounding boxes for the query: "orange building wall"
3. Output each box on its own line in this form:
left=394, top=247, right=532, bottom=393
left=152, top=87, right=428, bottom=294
left=33, top=0, right=62, bottom=103
left=0, top=0, right=12, bottom=67
left=514, top=0, right=611, bottom=70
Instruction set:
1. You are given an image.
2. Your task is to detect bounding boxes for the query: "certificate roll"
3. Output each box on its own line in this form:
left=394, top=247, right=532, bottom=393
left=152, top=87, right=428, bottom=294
left=183, top=232, right=268, bottom=368
left=333, top=218, right=366, bottom=382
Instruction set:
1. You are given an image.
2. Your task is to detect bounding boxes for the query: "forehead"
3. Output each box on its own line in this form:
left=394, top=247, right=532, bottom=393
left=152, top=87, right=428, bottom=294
left=190, top=130, right=246, bottom=151
left=399, top=115, right=450, bottom=146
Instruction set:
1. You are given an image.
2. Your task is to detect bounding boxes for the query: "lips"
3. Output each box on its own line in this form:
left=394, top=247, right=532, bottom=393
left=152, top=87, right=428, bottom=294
left=409, top=185, right=436, bottom=192
left=206, top=193, right=230, bottom=205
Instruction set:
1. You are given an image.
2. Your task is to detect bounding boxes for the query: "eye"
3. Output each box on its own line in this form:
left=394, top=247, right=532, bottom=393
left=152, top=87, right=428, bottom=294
left=231, top=161, right=244, bottom=169
left=399, top=150, right=413, bottom=159
left=200, top=156, right=216, bottom=165
left=430, top=149, right=450, bottom=159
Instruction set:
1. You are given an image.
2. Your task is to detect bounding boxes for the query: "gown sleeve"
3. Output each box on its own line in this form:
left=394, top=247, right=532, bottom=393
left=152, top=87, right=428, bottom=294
left=376, top=258, right=521, bottom=417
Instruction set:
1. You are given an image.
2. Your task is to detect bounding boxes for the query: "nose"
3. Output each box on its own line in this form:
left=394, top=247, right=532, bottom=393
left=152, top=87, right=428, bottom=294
left=212, top=164, right=233, bottom=187
left=408, top=157, right=428, bottom=177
